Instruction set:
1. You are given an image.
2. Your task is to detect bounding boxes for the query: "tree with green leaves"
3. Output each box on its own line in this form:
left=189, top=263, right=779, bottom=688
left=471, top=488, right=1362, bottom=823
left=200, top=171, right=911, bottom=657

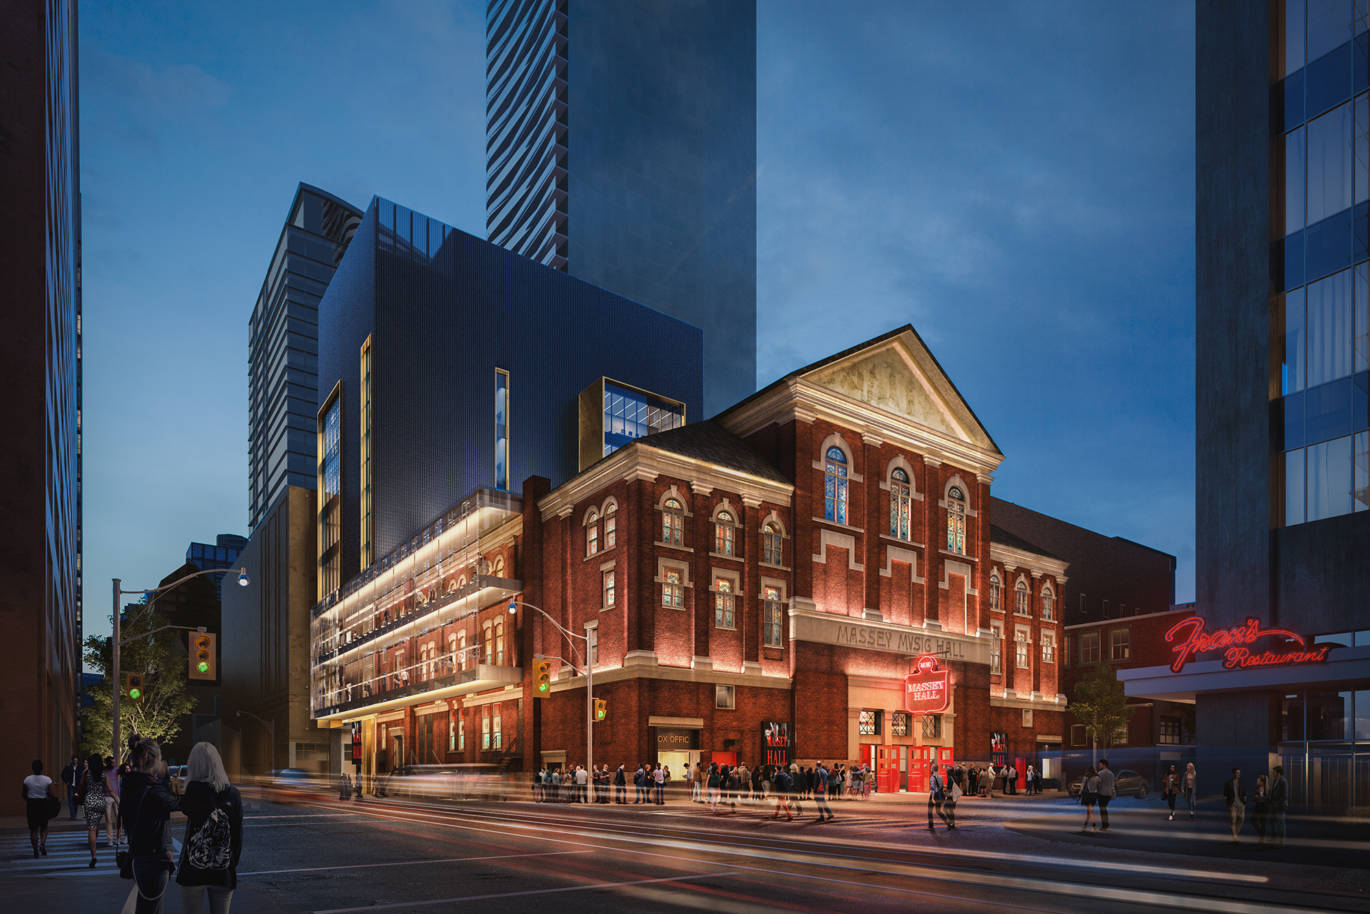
left=1069, top=662, right=1134, bottom=765
left=80, top=603, right=197, bottom=757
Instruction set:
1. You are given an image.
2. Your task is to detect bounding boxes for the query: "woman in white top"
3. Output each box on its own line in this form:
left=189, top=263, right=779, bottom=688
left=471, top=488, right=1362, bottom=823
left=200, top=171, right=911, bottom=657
left=22, top=759, right=56, bottom=857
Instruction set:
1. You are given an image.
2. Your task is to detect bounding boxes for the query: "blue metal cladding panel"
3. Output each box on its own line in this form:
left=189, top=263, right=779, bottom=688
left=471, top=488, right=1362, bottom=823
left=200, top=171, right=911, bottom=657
left=323, top=197, right=701, bottom=580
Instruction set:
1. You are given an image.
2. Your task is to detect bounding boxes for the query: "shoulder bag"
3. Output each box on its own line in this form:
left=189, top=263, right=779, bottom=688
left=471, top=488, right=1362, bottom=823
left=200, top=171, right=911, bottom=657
left=116, top=790, right=148, bottom=879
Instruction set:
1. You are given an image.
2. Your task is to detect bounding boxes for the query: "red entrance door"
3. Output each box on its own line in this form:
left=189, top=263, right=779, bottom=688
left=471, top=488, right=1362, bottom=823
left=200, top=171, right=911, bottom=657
left=876, top=746, right=900, bottom=794
left=908, top=746, right=932, bottom=793
left=937, top=747, right=955, bottom=773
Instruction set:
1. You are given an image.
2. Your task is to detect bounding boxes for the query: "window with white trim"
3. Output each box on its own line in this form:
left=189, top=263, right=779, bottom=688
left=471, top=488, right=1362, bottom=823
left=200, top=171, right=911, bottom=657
left=602, top=569, right=616, bottom=608
left=763, top=586, right=783, bottom=648
left=603, top=502, right=616, bottom=548
left=1041, top=630, right=1055, bottom=663
left=824, top=446, right=848, bottom=524
left=481, top=707, right=491, bottom=749
left=1110, top=628, right=1130, bottom=662
left=1081, top=631, right=1100, bottom=664
left=1014, top=579, right=1030, bottom=615
left=1022, top=708, right=1033, bottom=727
left=585, top=508, right=599, bottom=557
left=1015, top=628, right=1030, bottom=669
left=714, top=577, right=736, bottom=629
left=990, top=573, right=1001, bottom=612
left=662, top=497, right=684, bottom=545
left=889, top=468, right=912, bottom=539
left=762, top=521, right=783, bottom=565
left=662, top=567, right=684, bottom=608
left=990, top=621, right=1003, bottom=675
left=495, top=620, right=504, bottom=666
left=715, top=684, right=735, bottom=710
left=715, top=509, right=736, bottom=555
left=492, top=706, right=502, bottom=749
left=1041, top=588, right=1055, bottom=621
left=946, top=486, right=966, bottom=554
left=482, top=623, right=493, bottom=665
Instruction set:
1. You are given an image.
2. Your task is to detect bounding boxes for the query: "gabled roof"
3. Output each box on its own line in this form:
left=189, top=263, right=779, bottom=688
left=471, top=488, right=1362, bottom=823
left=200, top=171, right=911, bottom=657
left=634, top=420, right=789, bottom=486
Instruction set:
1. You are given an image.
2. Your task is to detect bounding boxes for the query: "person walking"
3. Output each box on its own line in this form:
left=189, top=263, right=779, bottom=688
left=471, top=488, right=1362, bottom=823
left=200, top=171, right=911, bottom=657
left=1251, top=775, right=1269, bottom=844
left=122, top=738, right=180, bottom=914
left=1183, top=762, right=1198, bottom=819
left=61, top=755, right=81, bottom=819
left=22, top=759, right=56, bottom=858
left=1269, top=765, right=1288, bottom=847
left=927, top=763, right=951, bottom=831
left=1096, top=759, right=1116, bottom=832
left=177, top=742, right=243, bottom=914
left=707, top=763, right=721, bottom=814
left=1079, top=766, right=1100, bottom=833
left=104, top=755, right=123, bottom=846
left=813, top=763, right=834, bottom=821
left=613, top=764, right=626, bottom=804
left=78, top=754, right=106, bottom=867
left=772, top=766, right=794, bottom=820
left=1162, top=764, right=1179, bottom=820
left=652, top=764, right=666, bottom=805
left=1223, top=767, right=1247, bottom=844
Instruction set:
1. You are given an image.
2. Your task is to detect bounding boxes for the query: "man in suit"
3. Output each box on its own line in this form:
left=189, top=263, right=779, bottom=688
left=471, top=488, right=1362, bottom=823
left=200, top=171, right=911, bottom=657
left=1268, top=765, right=1288, bottom=847
left=1223, top=767, right=1247, bottom=844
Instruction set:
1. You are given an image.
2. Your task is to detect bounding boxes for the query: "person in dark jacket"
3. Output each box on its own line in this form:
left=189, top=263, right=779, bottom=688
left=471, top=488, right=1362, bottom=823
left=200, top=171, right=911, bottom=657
left=177, top=742, right=243, bottom=914
left=61, top=756, right=80, bottom=819
left=1223, top=767, right=1247, bottom=844
left=121, top=738, right=180, bottom=914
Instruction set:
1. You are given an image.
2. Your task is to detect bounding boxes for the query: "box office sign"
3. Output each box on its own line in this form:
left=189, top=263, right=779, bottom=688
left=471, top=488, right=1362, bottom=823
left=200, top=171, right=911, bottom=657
left=655, top=727, right=699, bottom=751
left=762, top=722, right=792, bottom=767
left=904, top=653, right=949, bottom=714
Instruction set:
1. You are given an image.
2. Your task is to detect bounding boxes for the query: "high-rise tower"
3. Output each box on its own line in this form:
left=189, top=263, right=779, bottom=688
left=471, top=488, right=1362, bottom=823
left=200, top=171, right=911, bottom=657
left=485, top=0, right=757, bottom=416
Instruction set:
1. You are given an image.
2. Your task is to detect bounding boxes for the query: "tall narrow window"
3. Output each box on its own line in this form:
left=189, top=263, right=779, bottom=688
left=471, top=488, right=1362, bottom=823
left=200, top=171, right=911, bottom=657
left=588, top=627, right=598, bottom=666
left=889, top=468, right=912, bottom=539
left=715, top=510, right=736, bottom=555
left=494, top=368, right=510, bottom=490
left=824, top=446, right=848, bottom=524
left=492, top=708, right=502, bottom=749
left=495, top=620, right=505, bottom=665
left=989, top=573, right=1001, bottom=612
left=1042, top=588, right=1055, bottom=621
left=360, top=336, right=374, bottom=568
left=458, top=710, right=465, bottom=751
left=1015, top=629, right=1030, bottom=669
left=483, top=622, right=493, bottom=664
left=662, top=497, right=684, bottom=545
left=946, top=486, right=966, bottom=554
left=714, top=578, right=736, bottom=628
left=457, top=631, right=467, bottom=670
left=762, top=522, right=783, bottom=565
left=604, top=502, right=617, bottom=548
left=602, top=569, right=616, bottom=607
left=990, top=622, right=1003, bottom=675
left=1041, top=631, right=1056, bottom=663
left=1015, top=579, right=1029, bottom=615
left=317, top=389, right=342, bottom=600
left=662, top=568, right=684, bottom=608
left=763, top=586, right=783, bottom=648
left=481, top=708, right=491, bottom=750
left=585, top=509, right=600, bottom=556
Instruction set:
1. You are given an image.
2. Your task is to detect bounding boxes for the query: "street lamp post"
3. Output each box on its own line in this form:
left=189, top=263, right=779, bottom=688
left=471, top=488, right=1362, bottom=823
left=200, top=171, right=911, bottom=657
left=236, top=709, right=276, bottom=776
left=508, top=599, right=593, bottom=779
left=111, top=567, right=250, bottom=764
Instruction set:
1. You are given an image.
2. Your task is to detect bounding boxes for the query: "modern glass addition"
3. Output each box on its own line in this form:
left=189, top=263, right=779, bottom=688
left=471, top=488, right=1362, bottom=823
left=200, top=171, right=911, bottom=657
left=360, top=337, right=374, bottom=568
left=601, top=381, right=684, bottom=457
left=495, top=368, right=510, bottom=490
left=318, top=391, right=343, bottom=599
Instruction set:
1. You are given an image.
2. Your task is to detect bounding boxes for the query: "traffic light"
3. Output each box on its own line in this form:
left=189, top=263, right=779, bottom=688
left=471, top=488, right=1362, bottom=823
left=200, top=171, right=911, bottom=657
left=533, top=658, right=552, bottom=697
left=124, top=673, right=144, bottom=702
left=188, top=632, right=217, bottom=681
left=593, top=698, right=607, bottom=722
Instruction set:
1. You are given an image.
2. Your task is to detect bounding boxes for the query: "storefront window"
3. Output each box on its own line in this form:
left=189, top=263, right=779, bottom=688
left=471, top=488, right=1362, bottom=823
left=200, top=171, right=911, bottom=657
left=1307, top=690, right=1354, bottom=740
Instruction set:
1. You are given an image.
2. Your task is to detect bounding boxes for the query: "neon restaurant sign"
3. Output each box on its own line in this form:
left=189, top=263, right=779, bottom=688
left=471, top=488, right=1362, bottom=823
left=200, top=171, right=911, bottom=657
left=1164, top=616, right=1331, bottom=673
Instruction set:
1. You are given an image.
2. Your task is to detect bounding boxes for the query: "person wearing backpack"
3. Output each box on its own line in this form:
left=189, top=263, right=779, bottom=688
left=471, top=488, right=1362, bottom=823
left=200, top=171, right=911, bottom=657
left=176, top=742, right=243, bottom=914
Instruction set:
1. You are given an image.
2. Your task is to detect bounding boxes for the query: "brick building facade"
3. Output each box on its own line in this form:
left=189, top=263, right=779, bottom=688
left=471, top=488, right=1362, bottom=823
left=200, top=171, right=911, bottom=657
left=312, top=328, right=1071, bottom=790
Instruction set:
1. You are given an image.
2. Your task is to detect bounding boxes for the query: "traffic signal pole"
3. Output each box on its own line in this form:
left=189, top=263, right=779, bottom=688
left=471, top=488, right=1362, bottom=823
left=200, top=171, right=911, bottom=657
left=111, top=578, right=121, bottom=766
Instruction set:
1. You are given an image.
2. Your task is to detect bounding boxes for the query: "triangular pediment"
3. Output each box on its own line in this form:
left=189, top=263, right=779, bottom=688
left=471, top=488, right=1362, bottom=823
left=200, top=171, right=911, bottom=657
left=801, top=330, right=999, bottom=455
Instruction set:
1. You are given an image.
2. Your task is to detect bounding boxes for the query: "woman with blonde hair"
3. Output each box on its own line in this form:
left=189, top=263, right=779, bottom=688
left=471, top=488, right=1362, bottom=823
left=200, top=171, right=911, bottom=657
left=176, top=742, right=243, bottom=914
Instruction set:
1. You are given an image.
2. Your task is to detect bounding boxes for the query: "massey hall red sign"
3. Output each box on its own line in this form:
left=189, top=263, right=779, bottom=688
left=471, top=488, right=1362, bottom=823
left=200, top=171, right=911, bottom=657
left=1164, top=616, right=1332, bottom=673
left=904, top=654, right=949, bottom=714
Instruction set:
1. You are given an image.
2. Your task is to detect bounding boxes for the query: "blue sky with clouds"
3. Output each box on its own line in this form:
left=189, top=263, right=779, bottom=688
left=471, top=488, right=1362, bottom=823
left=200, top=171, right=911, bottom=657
left=78, top=1, right=1195, bottom=641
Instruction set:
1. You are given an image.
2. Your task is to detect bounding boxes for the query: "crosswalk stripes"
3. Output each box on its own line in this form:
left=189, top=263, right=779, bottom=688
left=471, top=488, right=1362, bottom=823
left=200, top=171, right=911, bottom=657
left=0, top=832, right=181, bottom=878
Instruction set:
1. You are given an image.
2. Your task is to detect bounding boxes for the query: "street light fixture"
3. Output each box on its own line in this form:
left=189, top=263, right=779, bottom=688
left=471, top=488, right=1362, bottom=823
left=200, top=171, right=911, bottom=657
left=111, top=566, right=250, bottom=765
left=508, top=599, right=595, bottom=779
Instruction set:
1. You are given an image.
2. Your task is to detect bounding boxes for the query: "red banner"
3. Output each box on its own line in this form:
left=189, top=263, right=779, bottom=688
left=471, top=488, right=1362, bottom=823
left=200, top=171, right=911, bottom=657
left=904, top=654, right=949, bottom=714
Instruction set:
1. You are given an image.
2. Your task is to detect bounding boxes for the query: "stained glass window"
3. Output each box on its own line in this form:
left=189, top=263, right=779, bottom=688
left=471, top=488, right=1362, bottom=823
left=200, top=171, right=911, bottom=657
left=824, top=446, right=848, bottom=524
left=946, top=486, right=966, bottom=554
left=662, top=568, right=683, bottom=608
left=604, top=503, right=616, bottom=548
left=715, top=510, right=736, bottom=555
left=762, top=522, right=783, bottom=564
left=990, top=574, right=1001, bottom=612
left=890, top=468, right=911, bottom=539
left=1015, top=579, right=1029, bottom=615
left=763, top=586, right=783, bottom=647
left=714, top=578, right=735, bottom=628
left=662, top=498, right=684, bottom=545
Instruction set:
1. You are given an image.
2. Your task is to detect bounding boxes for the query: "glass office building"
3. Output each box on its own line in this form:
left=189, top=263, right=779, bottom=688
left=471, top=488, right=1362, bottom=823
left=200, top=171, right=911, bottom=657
left=248, top=184, right=363, bottom=531
left=485, top=0, right=757, bottom=416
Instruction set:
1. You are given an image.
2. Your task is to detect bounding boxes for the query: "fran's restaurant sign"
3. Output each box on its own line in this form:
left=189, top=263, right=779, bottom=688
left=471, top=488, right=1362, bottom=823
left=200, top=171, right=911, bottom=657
left=1164, top=616, right=1331, bottom=673
left=904, top=654, right=949, bottom=714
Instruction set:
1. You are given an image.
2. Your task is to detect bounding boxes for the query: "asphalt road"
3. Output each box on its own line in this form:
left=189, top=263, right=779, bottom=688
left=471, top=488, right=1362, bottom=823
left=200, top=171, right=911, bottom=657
left=4, top=788, right=1368, bottom=913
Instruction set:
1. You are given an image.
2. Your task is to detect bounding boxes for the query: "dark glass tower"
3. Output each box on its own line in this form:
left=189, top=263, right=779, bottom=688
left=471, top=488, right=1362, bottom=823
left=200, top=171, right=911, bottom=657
left=0, top=0, right=82, bottom=811
left=485, top=0, right=757, bottom=416
left=248, top=184, right=363, bottom=531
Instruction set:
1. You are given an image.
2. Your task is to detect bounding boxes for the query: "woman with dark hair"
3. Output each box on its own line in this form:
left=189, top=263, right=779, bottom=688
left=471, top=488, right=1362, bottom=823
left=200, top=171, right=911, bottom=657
left=78, top=753, right=106, bottom=867
left=21, top=759, right=56, bottom=857
left=121, top=738, right=180, bottom=913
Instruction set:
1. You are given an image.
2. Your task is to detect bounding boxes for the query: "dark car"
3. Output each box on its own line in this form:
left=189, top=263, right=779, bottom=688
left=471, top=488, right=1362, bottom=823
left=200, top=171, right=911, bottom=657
left=1069, top=768, right=1150, bottom=798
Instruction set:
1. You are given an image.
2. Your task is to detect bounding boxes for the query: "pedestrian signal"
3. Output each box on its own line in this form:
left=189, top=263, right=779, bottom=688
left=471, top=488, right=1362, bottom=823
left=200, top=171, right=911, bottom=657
left=188, top=632, right=217, bottom=681
left=124, top=673, right=144, bottom=702
left=534, top=658, right=552, bottom=697
left=594, top=698, right=607, bottom=721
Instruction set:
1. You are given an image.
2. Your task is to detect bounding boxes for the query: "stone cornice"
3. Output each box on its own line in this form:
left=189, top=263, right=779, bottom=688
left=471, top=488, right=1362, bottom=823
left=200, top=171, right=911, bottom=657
left=989, top=541, right=1069, bottom=579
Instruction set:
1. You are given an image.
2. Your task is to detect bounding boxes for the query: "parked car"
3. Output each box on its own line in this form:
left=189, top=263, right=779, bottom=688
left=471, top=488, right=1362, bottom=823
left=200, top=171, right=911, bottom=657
left=1068, top=768, right=1150, bottom=798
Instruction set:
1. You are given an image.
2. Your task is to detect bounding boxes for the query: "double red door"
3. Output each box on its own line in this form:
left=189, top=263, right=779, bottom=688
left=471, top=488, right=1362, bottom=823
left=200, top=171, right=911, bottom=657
left=876, top=746, right=900, bottom=794
left=908, top=746, right=956, bottom=793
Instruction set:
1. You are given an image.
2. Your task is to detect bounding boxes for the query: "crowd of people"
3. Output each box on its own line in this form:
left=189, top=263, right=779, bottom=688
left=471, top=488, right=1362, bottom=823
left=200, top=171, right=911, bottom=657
left=23, top=738, right=244, bottom=914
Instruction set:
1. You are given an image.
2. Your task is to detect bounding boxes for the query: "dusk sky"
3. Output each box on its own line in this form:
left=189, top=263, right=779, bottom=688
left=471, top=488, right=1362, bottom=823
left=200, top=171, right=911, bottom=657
left=79, top=1, right=1195, bottom=642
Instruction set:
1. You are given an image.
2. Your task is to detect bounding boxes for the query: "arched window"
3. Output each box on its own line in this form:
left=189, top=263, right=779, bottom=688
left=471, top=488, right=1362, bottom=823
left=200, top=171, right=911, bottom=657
left=482, top=621, right=493, bottom=664
left=1015, top=579, right=1029, bottom=615
left=604, top=502, right=617, bottom=548
left=494, top=619, right=505, bottom=665
left=715, top=509, right=736, bottom=555
left=890, top=468, right=912, bottom=539
left=662, top=497, right=684, bottom=545
left=824, top=446, right=848, bottom=524
left=989, top=573, right=1002, bottom=612
left=1041, top=587, right=1055, bottom=621
left=585, top=509, right=600, bottom=557
left=762, top=521, right=783, bottom=565
left=946, top=486, right=966, bottom=554
left=447, top=633, right=457, bottom=673
left=457, top=631, right=467, bottom=670
left=492, top=555, right=505, bottom=576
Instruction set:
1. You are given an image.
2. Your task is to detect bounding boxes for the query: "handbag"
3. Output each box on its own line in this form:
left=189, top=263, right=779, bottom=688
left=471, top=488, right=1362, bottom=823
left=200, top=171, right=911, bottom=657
left=43, top=795, right=61, bottom=820
left=116, top=789, right=148, bottom=880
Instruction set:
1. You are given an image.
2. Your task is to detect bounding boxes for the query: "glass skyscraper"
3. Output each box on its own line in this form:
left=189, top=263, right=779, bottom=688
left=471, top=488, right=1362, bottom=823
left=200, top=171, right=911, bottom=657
left=0, top=0, right=82, bottom=811
left=485, top=0, right=757, bottom=416
left=248, top=184, right=363, bottom=531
